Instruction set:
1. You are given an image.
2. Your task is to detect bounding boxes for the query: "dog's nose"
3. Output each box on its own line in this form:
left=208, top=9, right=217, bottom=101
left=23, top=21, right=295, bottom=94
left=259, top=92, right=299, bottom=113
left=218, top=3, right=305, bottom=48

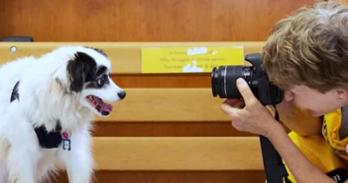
left=117, top=90, right=126, bottom=99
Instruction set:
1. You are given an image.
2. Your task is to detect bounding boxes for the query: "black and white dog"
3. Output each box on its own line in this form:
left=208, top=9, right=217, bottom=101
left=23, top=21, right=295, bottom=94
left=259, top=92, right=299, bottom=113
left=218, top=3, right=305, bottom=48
left=0, top=46, right=126, bottom=183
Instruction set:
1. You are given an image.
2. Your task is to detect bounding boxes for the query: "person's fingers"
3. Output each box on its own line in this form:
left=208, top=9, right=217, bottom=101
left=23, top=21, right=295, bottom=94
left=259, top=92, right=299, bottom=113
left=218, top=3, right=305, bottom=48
left=223, top=99, right=245, bottom=108
left=231, top=120, right=243, bottom=131
left=221, top=103, right=235, bottom=114
left=223, top=98, right=240, bottom=105
left=221, top=103, right=242, bottom=121
left=236, top=78, right=257, bottom=106
left=221, top=104, right=243, bottom=131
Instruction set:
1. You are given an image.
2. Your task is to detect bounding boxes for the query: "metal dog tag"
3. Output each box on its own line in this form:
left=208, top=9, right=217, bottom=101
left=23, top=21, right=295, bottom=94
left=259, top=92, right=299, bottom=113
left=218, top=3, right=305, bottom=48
left=62, top=132, right=71, bottom=151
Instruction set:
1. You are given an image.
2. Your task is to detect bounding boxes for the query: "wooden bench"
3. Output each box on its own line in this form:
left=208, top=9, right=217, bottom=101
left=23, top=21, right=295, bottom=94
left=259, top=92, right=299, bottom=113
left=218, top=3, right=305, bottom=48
left=0, top=42, right=266, bottom=183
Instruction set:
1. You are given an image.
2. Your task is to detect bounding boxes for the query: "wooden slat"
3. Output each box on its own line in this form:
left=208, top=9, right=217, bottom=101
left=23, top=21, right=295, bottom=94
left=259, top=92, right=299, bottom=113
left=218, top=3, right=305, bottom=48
left=112, top=73, right=211, bottom=88
left=95, top=88, right=229, bottom=122
left=92, top=137, right=263, bottom=171
left=91, top=122, right=255, bottom=137
left=57, top=170, right=266, bottom=183
left=0, top=42, right=264, bottom=73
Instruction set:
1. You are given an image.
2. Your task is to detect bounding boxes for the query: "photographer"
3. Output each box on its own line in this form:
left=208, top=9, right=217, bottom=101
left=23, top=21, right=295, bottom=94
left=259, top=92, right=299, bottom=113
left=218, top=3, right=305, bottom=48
left=221, top=2, right=348, bottom=183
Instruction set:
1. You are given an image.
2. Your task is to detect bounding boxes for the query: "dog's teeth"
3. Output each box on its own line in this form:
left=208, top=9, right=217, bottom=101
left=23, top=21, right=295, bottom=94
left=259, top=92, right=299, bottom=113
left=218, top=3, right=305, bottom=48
left=102, top=111, right=110, bottom=116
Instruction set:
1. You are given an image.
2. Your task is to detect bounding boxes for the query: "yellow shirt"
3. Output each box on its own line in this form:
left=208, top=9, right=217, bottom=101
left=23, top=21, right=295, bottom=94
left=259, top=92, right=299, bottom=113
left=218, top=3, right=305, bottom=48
left=322, top=108, right=348, bottom=161
left=286, top=109, right=348, bottom=182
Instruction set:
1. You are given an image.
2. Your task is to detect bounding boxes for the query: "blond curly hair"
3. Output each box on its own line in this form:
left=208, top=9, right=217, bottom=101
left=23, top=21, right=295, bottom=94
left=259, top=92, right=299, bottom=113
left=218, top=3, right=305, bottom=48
left=262, top=2, right=348, bottom=93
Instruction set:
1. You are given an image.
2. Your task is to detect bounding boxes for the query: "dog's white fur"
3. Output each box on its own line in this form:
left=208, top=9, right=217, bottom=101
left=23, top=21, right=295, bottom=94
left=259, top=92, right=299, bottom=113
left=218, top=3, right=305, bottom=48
left=0, top=46, right=124, bottom=183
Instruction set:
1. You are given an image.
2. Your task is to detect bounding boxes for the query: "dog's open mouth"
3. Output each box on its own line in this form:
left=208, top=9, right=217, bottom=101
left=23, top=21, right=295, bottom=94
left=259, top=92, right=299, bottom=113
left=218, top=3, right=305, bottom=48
left=86, top=95, right=113, bottom=116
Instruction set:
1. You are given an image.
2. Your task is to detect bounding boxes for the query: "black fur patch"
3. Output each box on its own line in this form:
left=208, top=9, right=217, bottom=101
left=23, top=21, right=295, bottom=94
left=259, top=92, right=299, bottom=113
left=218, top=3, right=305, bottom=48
left=34, top=122, right=62, bottom=149
left=96, top=66, right=107, bottom=77
left=10, top=81, right=20, bottom=102
left=67, top=52, right=97, bottom=92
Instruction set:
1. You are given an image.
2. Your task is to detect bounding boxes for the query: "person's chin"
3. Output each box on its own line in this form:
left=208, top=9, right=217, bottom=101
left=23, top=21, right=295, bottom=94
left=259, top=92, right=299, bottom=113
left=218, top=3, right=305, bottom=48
left=309, top=110, right=325, bottom=117
left=312, top=113, right=322, bottom=117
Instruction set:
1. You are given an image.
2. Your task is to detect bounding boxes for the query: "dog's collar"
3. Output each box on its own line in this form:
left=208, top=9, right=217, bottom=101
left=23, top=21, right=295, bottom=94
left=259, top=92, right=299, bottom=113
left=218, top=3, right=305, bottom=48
left=34, top=121, right=71, bottom=150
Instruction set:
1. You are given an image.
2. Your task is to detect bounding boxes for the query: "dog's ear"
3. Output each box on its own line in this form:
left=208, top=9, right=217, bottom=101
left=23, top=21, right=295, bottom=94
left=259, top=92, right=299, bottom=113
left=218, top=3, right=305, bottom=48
left=67, top=52, right=97, bottom=92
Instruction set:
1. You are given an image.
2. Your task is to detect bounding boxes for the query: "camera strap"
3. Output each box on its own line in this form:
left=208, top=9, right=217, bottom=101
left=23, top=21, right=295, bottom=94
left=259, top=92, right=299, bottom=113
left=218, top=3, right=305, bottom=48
left=260, top=110, right=292, bottom=183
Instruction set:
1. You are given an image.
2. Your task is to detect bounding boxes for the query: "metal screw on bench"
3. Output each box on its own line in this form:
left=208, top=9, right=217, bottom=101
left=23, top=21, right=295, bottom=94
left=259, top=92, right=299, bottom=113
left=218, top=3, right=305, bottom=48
left=10, top=46, right=17, bottom=53
left=1, top=36, right=34, bottom=54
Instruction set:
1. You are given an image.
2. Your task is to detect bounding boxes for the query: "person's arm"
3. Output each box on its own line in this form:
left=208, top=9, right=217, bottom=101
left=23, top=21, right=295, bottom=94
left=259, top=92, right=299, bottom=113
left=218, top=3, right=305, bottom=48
left=221, top=78, right=334, bottom=183
left=268, top=122, right=334, bottom=183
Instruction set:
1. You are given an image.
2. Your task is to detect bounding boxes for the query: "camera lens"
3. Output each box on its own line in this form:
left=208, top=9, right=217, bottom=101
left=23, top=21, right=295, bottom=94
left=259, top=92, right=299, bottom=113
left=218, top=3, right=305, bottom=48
left=211, top=66, right=252, bottom=98
left=211, top=67, right=223, bottom=97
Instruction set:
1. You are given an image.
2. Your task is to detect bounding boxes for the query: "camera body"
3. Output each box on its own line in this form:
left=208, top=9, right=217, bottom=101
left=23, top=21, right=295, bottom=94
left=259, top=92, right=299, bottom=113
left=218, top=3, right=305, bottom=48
left=211, top=53, right=283, bottom=105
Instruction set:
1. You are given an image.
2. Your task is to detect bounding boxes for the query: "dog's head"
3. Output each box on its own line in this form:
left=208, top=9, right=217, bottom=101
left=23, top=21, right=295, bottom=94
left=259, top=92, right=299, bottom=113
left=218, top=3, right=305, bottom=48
left=54, top=46, right=126, bottom=116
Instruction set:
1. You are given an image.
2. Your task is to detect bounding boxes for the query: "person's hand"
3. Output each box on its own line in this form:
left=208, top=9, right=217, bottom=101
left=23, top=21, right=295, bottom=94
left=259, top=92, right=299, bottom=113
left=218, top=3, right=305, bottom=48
left=221, top=78, right=281, bottom=138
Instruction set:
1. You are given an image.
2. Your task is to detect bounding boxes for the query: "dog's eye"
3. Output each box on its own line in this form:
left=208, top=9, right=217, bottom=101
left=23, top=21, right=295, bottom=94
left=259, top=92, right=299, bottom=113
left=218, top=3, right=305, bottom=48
left=97, top=78, right=105, bottom=87
left=96, top=75, right=108, bottom=87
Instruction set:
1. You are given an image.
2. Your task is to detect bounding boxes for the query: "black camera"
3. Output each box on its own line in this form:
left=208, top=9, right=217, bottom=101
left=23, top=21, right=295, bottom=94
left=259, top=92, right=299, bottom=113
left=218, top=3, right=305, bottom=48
left=211, top=53, right=283, bottom=105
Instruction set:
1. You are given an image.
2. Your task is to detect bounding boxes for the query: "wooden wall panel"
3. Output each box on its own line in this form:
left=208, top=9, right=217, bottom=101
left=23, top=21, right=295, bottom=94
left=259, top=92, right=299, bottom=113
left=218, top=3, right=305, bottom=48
left=0, top=0, right=316, bottom=41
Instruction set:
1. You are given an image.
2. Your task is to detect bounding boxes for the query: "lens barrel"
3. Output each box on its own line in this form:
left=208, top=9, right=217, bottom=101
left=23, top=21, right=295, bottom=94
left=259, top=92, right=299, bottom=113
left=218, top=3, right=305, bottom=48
left=211, top=66, right=252, bottom=98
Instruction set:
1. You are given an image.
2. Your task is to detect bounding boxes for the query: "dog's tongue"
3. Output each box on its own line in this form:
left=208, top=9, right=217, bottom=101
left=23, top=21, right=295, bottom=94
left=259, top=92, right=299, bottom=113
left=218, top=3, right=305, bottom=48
left=94, top=97, right=113, bottom=116
left=100, top=103, right=113, bottom=116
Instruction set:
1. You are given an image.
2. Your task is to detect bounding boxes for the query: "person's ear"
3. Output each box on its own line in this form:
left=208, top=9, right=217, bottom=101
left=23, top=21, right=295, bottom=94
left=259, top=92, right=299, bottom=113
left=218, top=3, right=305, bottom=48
left=284, top=90, right=294, bottom=102
left=336, top=88, right=348, bottom=100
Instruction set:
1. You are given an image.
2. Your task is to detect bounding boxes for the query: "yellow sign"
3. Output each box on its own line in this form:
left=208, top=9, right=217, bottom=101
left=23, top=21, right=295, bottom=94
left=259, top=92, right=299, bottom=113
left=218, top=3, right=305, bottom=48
left=141, top=46, right=244, bottom=73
